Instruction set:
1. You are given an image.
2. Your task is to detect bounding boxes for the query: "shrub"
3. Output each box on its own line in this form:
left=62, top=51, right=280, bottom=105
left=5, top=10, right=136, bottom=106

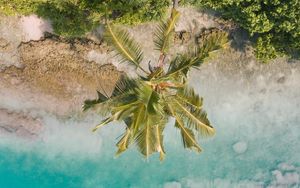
left=183, top=0, right=300, bottom=61
left=254, top=34, right=277, bottom=63
left=0, top=0, right=170, bottom=37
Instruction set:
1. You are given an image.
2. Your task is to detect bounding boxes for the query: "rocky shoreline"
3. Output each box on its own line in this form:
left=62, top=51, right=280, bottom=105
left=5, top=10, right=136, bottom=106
left=0, top=8, right=299, bottom=139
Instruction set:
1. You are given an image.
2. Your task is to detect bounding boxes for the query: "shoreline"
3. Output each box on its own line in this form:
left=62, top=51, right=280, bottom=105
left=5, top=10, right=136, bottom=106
left=0, top=8, right=299, bottom=139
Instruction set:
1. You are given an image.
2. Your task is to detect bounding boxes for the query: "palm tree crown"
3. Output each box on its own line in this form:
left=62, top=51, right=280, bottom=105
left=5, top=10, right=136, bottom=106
left=83, top=8, right=228, bottom=160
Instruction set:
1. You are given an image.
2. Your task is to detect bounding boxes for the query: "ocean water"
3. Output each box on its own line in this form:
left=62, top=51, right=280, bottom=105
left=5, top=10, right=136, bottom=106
left=0, top=61, right=300, bottom=188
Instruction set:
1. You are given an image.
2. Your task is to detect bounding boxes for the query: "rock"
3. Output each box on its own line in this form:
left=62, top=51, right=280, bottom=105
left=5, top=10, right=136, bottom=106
left=174, top=31, right=192, bottom=44
left=86, top=50, right=109, bottom=65
left=175, top=7, right=218, bottom=33
left=10, top=77, right=22, bottom=85
left=0, top=16, right=23, bottom=68
left=20, top=15, right=53, bottom=42
left=277, top=76, right=286, bottom=84
left=278, top=163, right=296, bottom=171
left=272, top=170, right=299, bottom=186
left=85, top=25, right=104, bottom=44
left=0, top=38, right=10, bottom=48
left=164, top=182, right=181, bottom=188
left=233, top=141, right=248, bottom=154
left=0, top=109, right=43, bottom=139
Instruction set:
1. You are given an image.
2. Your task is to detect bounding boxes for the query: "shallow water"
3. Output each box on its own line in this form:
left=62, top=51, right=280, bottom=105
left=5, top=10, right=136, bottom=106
left=0, top=59, right=299, bottom=188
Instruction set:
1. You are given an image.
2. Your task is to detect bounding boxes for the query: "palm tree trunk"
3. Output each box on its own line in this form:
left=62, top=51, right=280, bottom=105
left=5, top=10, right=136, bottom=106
left=173, top=0, right=179, bottom=9
left=158, top=0, right=179, bottom=68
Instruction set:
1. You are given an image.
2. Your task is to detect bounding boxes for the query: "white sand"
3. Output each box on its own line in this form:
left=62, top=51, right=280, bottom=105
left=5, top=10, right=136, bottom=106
left=20, top=14, right=53, bottom=42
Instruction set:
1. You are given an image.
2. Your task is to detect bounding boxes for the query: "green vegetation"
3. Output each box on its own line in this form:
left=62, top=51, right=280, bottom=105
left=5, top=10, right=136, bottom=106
left=1, top=0, right=299, bottom=61
left=83, top=8, right=228, bottom=160
left=183, top=0, right=300, bottom=61
left=0, top=0, right=169, bottom=37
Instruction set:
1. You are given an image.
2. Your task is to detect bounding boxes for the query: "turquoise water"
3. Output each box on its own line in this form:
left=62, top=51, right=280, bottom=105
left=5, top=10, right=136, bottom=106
left=1, top=65, right=300, bottom=187
left=0, top=116, right=299, bottom=188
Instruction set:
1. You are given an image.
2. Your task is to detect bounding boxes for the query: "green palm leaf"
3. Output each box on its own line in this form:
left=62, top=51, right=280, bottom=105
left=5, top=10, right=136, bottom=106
left=175, top=116, right=202, bottom=152
left=154, top=120, right=166, bottom=161
left=166, top=55, right=196, bottom=77
left=168, top=103, right=202, bottom=152
left=104, top=24, right=147, bottom=73
left=154, top=8, right=180, bottom=54
left=166, top=30, right=228, bottom=77
left=173, top=98, right=215, bottom=136
left=136, top=83, right=163, bottom=115
left=83, top=76, right=138, bottom=116
left=92, top=97, right=139, bottom=132
left=195, top=29, right=228, bottom=66
left=130, top=104, right=146, bottom=135
left=112, top=75, right=138, bottom=97
left=116, top=128, right=133, bottom=156
left=92, top=117, right=113, bottom=132
left=176, top=86, right=203, bottom=110
left=135, top=117, right=157, bottom=158
left=111, top=100, right=139, bottom=119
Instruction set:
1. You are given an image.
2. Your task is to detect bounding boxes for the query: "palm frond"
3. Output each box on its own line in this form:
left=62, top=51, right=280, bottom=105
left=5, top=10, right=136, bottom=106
left=111, top=100, right=139, bottom=121
left=136, top=83, right=163, bottom=115
left=130, top=104, right=146, bottom=135
left=116, top=128, right=133, bottom=156
left=154, top=9, right=180, bottom=54
left=173, top=98, right=215, bottom=136
left=104, top=24, right=147, bottom=73
left=165, top=30, right=228, bottom=77
left=176, top=86, right=203, bottom=110
left=135, top=117, right=157, bottom=158
left=195, top=29, right=229, bottom=66
left=166, top=55, right=197, bottom=77
left=154, top=119, right=166, bottom=161
left=92, top=97, right=139, bottom=132
left=168, top=103, right=202, bottom=152
left=111, top=75, right=138, bottom=97
left=92, top=117, right=113, bottom=132
left=175, top=116, right=202, bottom=152
left=83, top=76, right=138, bottom=116
left=116, top=103, right=166, bottom=159
left=147, top=67, right=165, bottom=80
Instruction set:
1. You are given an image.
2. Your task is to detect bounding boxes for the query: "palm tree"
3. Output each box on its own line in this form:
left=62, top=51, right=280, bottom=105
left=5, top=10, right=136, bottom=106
left=83, top=4, right=228, bottom=160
